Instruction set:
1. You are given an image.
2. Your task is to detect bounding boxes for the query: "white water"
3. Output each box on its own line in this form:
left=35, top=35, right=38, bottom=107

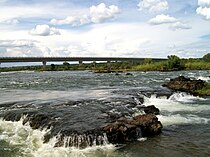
left=0, top=118, right=117, bottom=157
left=197, top=76, right=210, bottom=82
left=142, top=93, right=210, bottom=126
left=1, top=92, right=209, bottom=157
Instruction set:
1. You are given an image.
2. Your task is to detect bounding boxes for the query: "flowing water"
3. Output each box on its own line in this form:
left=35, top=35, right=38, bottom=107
left=0, top=70, right=209, bottom=157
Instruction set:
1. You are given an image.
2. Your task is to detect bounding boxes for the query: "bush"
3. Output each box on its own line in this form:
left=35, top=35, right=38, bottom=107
left=202, top=53, right=210, bottom=62
left=167, top=55, right=184, bottom=70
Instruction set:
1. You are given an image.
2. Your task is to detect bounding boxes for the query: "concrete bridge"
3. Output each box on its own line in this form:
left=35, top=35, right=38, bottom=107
left=0, top=57, right=166, bottom=66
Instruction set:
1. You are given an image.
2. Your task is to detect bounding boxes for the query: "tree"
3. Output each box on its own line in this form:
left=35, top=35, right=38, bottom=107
left=51, top=64, right=56, bottom=71
left=144, top=58, right=152, bottom=64
left=202, top=53, right=210, bottom=62
left=167, top=55, right=184, bottom=70
left=63, top=61, right=70, bottom=66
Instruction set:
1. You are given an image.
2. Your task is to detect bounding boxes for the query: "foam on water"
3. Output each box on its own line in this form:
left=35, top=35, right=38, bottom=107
left=142, top=93, right=208, bottom=112
left=197, top=76, right=210, bottom=82
left=140, top=92, right=210, bottom=126
left=0, top=118, right=117, bottom=157
left=157, top=114, right=209, bottom=126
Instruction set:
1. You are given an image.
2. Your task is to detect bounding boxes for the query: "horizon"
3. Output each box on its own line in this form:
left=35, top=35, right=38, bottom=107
left=0, top=0, right=210, bottom=58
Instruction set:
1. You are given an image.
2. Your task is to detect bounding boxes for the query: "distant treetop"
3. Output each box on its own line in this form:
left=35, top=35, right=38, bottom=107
left=202, top=53, right=210, bottom=62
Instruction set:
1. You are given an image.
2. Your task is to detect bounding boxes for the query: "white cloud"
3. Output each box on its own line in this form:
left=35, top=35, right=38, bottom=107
left=198, top=0, right=210, bottom=7
left=149, top=14, right=192, bottom=31
left=50, top=3, right=120, bottom=26
left=50, top=15, right=89, bottom=26
left=0, top=40, right=35, bottom=48
left=29, top=25, right=61, bottom=36
left=149, top=14, right=177, bottom=25
left=0, top=19, right=209, bottom=58
left=197, top=0, right=210, bottom=20
left=0, top=18, right=19, bottom=25
left=0, top=39, right=52, bottom=57
left=138, top=0, right=168, bottom=13
left=90, top=3, right=120, bottom=23
left=169, top=22, right=192, bottom=30
left=196, top=6, right=210, bottom=20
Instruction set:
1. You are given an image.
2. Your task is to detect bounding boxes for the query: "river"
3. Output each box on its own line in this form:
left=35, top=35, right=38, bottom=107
left=0, top=70, right=209, bottom=157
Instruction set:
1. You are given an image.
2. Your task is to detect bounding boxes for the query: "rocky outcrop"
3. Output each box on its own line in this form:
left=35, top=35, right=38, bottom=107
left=163, top=76, right=206, bottom=94
left=103, top=114, right=162, bottom=144
left=1, top=98, right=162, bottom=148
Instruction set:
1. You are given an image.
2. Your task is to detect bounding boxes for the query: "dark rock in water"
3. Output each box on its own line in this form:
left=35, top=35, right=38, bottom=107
left=1, top=99, right=162, bottom=148
left=103, top=114, right=162, bottom=144
left=163, top=76, right=205, bottom=94
left=23, top=113, right=55, bottom=130
left=133, top=114, right=162, bottom=136
left=126, top=73, right=133, bottom=76
left=143, top=105, right=160, bottom=115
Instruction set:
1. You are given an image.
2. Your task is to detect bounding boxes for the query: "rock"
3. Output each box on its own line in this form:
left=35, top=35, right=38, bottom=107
left=103, top=114, right=162, bottom=144
left=163, top=76, right=205, bottom=93
left=22, top=113, right=54, bottom=130
left=125, top=73, right=132, bottom=76
left=2, top=99, right=162, bottom=148
left=143, top=105, right=160, bottom=115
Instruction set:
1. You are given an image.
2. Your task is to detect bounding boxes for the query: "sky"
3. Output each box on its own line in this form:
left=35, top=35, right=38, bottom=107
left=0, top=0, right=210, bottom=58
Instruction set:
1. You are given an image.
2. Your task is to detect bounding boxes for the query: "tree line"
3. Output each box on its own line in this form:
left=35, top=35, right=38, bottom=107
left=0, top=53, right=210, bottom=72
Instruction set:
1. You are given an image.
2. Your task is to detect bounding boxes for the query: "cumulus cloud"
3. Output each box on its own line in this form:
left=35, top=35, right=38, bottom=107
left=138, top=0, right=168, bottom=13
left=149, top=14, right=177, bottom=25
left=29, top=24, right=60, bottom=36
left=50, top=15, right=89, bottom=26
left=198, top=0, right=210, bottom=7
left=90, top=3, right=120, bottom=23
left=169, top=22, right=192, bottom=31
left=196, top=6, right=210, bottom=20
left=196, top=0, right=210, bottom=20
left=148, top=14, right=192, bottom=31
left=0, top=39, right=52, bottom=57
left=50, top=3, right=120, bottom=26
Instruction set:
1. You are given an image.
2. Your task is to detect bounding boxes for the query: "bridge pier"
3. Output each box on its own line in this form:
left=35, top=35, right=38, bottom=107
left=93, top=61, right=96, bottom=69
left=42, top=61, right=47, bottom=68
left=79, top=60, right=83, bottom=66
left=107, top=61, right=111, bottom=72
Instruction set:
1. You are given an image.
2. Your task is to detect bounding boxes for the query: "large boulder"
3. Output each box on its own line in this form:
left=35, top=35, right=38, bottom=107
left=103, top=114, right=162, bottom=144
left=163, top=76, right=205, bottom=94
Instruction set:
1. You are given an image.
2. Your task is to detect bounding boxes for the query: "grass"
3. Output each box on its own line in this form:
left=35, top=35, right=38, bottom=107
left=132, top=62, right=168, bottom=71
left=185, top=61, right=210, bottom=70
left=196, top=83, right=210, bottom=96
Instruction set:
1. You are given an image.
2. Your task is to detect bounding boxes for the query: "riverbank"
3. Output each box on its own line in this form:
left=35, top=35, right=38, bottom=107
left=1, top=55, right=210, bottom=73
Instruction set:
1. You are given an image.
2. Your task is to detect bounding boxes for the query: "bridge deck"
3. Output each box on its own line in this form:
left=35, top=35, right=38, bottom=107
left=0, top=57, right=167, bottom=63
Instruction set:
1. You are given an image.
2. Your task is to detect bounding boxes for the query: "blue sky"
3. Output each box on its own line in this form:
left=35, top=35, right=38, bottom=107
left=0, top=0, right=210, bottom=58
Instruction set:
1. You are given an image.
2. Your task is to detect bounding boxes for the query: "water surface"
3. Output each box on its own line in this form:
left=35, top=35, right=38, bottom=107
left=0, top=70, right=209, bottom=157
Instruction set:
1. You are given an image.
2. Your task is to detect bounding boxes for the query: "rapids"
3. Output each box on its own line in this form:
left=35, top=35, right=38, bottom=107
left=0, top=70, right=210, bottom=157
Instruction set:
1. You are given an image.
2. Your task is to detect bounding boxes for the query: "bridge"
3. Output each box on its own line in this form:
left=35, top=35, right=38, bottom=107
left=0, top=57, right=167, bottom=66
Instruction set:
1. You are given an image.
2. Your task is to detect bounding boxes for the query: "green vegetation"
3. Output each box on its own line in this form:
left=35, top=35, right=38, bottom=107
left=134, top=54, right=210, bottom=71
left=203, top=53, right=210, bottom=62
left=196, top=83, right=210, bottom=96
left=0, top=53, right=210, bottom=72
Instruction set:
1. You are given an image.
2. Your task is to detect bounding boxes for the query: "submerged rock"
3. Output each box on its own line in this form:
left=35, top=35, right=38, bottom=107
left=163, top=76, right=206, bottom=94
